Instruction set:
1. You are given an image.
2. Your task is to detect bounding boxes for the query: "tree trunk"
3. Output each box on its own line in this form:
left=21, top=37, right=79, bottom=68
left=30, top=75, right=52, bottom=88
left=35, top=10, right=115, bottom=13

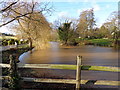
left=28, top=38, right=33, bottom=53
left=114, top=32, right=118, bottom=48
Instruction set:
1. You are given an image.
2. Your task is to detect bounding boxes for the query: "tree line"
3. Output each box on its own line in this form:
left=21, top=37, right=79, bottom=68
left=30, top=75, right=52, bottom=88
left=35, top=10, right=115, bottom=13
left=53, top=9, right=119, bottom=46
left=0, top=1, right=119, bottom=49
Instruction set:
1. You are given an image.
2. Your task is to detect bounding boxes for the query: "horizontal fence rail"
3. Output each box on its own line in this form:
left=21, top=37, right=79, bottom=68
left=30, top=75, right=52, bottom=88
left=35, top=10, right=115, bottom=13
left=0, top=63, right=120, bottom=72
left=22, top=77, right=120, bottom=86
left=1, top=76, right=120, bottom=86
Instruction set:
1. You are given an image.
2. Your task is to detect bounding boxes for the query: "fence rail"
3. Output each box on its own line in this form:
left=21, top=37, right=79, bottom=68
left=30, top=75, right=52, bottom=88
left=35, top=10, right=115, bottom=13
left=22, top=77, right=120, bottom=86
left=1, top=55, right=120, bottom=89
left=1, top=76, right=120, bottom=86
left=0, top=63, right=120, bottom=72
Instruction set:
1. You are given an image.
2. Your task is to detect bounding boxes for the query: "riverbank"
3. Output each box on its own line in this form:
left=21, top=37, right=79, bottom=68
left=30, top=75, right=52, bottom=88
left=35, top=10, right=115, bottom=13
left=76, top=39, right=120, bottom=48
left=2, top=45, right=34, bottom=88
left=2, top=45, right=33, bottom=76
left=85, top=39, right=113, bottom=46
left=2, top=45, right=33, bottom=64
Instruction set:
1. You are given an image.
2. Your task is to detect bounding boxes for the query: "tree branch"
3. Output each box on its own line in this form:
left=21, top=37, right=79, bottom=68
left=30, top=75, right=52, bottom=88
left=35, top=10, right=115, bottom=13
left=0, top=12, right=34, bottom=27
left=0, top=1, right=19, bottom=13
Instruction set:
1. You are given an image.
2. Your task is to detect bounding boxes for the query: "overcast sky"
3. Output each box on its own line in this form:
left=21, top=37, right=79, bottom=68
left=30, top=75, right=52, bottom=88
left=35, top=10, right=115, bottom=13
left=0, top=0, right=119, bottom=34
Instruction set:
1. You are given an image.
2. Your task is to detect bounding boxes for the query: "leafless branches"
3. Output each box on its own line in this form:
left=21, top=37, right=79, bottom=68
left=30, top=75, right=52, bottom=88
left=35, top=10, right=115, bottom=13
left=0, top=0, right=53, bottom=49
left=0, top=0, right=19, bottom=13
left=0, top=1, right=53, bottom=27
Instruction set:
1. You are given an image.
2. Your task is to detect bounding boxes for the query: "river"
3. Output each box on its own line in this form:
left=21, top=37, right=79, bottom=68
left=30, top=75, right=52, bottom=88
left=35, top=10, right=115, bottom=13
left=19, top=42, right=119, bottom=87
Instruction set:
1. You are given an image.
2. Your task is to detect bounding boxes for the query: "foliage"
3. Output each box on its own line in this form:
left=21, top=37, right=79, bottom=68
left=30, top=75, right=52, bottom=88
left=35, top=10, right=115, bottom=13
left=58, top=21, right=78, bottom=45
left=98, top=26, right=111, bottom=38
left=2, top=39, right=8, bottom=46
left=0, top=39, right=28, bottom=46
left=101, top=11, right=119, bottom=47
left=58, top=22, right=71, bottom=44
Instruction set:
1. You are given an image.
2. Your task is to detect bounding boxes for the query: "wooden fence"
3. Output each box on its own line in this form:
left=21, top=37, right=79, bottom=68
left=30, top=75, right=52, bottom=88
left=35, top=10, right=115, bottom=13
left=1, top=55, right=120, bottom=89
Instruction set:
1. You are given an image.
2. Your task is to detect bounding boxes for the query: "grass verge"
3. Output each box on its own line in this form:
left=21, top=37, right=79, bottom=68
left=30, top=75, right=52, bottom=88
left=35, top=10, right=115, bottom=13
left=87, top=39, right=113, bottom=46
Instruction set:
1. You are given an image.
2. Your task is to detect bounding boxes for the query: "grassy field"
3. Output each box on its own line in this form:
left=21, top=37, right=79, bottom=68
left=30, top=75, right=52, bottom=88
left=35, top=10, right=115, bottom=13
left=87, top=39, right=113, bottom=46
left=75, top=38, right=114, bottom=47
left=0, top=36, right=17, bottom=40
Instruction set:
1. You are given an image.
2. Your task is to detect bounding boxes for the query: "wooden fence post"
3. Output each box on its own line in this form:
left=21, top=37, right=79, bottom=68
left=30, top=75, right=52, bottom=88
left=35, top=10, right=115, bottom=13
left=8, top=54, right=21, bottom=89
left=76, top=55, right=82, bottom=90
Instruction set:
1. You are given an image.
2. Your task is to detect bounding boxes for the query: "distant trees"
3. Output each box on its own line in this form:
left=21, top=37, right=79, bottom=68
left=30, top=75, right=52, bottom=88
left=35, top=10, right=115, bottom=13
left=57, top=19, right=78, bottom=45
left=101, top=11, right=119, bottom=46
left=98, top=25, right=110, bottom=38
left=1, top=33, right=14, bottom=36
left=56, top=9, right=119, bottom=47
left=0, top=1, right=52, bottom=49
left=58, top=21, right=71, bottom=45
left=77, top=9, right=96, bottom=38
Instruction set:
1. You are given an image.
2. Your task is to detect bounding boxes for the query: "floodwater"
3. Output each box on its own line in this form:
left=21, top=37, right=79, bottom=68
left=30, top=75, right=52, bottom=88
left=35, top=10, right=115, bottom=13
left=19, top=42, right=119, bottom=87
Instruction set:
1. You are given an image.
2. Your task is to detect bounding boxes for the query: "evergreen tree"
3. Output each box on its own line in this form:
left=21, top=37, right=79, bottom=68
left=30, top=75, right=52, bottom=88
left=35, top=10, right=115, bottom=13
left=58, top=21, right=77, bottom=45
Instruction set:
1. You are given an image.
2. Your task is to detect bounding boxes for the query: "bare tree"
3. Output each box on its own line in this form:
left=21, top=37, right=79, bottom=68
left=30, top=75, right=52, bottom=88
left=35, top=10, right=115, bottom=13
left=77, top=8, right=96, bottom=38
left=0, top=0, right=53, bottom=27
left=102, top=11, right=119, bottom=46
left=0, top=0, right=53, bottom=49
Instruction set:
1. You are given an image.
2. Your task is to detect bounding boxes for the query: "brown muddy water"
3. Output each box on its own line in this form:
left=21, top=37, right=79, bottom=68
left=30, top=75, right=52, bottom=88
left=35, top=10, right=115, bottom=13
left=19, top=42, right=119, bottom=88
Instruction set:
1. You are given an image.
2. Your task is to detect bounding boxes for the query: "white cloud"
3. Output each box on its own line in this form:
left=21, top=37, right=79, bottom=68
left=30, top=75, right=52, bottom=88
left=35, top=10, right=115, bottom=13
left=77, top=8, right=91, bottom=15
left=58, top=11, right=69, bottom=17
left=88, top=1, right=101, bottom=12
left=77, top=3, right=101, bottom=14
left=77, top=9, right=81, bottom=15
left=93, top=4, right=100, bottom=11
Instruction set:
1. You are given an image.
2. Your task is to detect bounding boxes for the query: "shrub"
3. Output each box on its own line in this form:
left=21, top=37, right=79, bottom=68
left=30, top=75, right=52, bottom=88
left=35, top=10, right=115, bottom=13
left=2, top=40, right=8, bottom=46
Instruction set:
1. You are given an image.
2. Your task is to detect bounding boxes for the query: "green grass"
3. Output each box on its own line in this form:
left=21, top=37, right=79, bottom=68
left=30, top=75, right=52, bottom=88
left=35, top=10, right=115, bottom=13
left=87, top=39, right=113, bottom=46
left=0, top=36, right=17, bottom=40
left=75, top=38, right=114, bottom=47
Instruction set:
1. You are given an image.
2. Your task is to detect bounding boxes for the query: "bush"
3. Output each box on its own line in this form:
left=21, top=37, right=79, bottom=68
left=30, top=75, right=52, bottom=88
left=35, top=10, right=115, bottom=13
left=8, top=40, right=11, bottom=45
left=2, top=40, right=8, bottom=46
left=2, top=39, right=21, bottom=46
left=68, top=39, right=78, bottom=46
left=10, top=39, right=15, bottom=45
